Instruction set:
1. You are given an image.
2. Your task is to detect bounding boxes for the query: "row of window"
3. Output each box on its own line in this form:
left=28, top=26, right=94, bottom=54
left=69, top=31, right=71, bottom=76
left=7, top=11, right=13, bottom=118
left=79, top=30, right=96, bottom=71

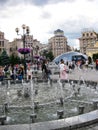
left=82, top=33, right=95, bottom=37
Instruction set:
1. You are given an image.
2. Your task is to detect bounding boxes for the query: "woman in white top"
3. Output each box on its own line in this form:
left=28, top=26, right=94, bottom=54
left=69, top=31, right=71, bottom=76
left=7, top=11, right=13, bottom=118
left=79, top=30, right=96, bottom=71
left=27, top=67, right=32, bottom=80
left=59, top=59, right=68, bottom=80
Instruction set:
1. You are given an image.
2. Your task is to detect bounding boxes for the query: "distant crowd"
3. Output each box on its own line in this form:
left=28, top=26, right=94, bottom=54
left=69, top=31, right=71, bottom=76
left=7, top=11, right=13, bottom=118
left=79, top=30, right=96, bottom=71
left=0, top=62, right=42, bottom=81
left=0, top=58, right=98, bottom=82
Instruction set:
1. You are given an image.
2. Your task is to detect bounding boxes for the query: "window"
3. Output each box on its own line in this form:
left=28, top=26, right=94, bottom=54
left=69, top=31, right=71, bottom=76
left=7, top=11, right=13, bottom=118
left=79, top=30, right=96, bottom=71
left=82, top=33, right=85, bottom=37
left=87, top=33, right=89, bottom=37
left=2, top=41, right=4, bottom=47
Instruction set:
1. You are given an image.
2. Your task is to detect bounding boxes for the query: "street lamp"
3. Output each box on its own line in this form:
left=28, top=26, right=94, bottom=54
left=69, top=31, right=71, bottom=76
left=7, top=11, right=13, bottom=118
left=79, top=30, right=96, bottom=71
left=15, top=24, right=30, bottom=75
left=31, top=48, right=34, bottom=65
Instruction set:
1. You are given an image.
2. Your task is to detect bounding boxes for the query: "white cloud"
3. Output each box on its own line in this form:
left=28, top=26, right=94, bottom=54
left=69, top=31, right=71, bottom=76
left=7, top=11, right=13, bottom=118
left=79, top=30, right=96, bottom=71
left=0, top=0, right=98, bottom=48
left=67, top=39, right=80, bottom=49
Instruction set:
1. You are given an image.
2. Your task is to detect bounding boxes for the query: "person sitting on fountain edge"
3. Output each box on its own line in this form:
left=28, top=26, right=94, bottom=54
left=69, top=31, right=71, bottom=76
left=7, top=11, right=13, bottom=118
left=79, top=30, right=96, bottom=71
left=27, top=67, right=32, bottom=80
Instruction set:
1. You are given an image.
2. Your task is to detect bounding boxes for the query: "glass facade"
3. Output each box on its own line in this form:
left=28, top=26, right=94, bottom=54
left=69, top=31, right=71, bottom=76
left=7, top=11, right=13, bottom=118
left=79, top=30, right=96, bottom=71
left=53, top=51, right=88, bottom=64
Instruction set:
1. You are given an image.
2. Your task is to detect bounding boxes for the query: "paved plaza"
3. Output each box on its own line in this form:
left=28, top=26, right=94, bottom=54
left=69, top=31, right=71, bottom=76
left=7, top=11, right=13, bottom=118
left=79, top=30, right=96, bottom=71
left=50, top=67, right=98, bottom=82
left=68, top=68, right=98, bottom=82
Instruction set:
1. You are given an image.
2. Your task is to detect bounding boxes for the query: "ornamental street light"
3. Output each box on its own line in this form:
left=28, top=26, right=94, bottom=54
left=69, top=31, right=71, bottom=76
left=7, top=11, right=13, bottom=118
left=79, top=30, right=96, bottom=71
left=15, top=24, right=30, bottom=75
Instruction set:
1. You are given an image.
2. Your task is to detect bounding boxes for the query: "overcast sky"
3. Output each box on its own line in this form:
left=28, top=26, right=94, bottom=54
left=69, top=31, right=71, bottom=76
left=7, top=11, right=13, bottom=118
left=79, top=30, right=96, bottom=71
left=0, top=0, right=98, bottom=49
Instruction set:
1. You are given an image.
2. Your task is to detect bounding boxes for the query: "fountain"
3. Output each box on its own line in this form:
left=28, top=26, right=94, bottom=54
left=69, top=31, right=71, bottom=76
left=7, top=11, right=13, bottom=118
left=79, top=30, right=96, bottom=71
left=0, top=68, right=98, bottom=130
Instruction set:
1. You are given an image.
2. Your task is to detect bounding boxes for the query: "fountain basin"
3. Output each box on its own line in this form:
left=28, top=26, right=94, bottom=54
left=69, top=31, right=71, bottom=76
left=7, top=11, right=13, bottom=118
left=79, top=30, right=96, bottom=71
left=0, top=78, right=98, bottom=127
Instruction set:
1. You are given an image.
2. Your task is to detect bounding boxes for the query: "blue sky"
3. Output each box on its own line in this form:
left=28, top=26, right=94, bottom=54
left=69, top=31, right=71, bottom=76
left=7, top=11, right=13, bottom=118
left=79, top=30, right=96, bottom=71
left=0, top=0, right=98, bottom=49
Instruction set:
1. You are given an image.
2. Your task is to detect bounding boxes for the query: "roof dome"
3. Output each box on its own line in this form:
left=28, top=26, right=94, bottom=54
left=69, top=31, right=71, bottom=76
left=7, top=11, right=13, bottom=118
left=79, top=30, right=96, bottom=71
left=54, top=29, right=63, bottom=33
left=54, top=29, right=64, bottom=36
left=53, top=51, right=88, bottom=64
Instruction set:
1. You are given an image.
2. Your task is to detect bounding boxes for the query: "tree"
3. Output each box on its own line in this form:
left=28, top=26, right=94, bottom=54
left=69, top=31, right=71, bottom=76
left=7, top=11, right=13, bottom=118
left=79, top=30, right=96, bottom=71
left=0, top=50, right=10, bottom=66
left=92, top=53, right=98, bottom=62
left=41, top=50, right=54, bottom=61
left=9, top=54, right=21, bottom=66
left=74, top=48, right=80, bottom=52
left=46, top=51, right=54, bottom=61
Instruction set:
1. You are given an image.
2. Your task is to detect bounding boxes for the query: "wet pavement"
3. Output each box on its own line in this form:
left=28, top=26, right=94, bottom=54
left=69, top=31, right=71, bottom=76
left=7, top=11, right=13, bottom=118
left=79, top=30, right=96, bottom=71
left=51, top=67, right=98, bottom=82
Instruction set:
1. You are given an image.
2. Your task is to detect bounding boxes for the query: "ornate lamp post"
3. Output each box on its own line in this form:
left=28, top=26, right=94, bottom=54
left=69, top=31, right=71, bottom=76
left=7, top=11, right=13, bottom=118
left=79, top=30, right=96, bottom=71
left=31, top=48, right=34, bottom=65
left=15, top=24, right=30, bottom=75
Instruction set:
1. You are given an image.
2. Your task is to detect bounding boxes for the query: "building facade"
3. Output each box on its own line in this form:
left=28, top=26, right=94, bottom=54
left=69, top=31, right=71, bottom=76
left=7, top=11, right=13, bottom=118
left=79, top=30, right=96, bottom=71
left=9, top=35, right=43, bottom=62
left=86, top=41, right=98, bottom=57
left=79, top=30, right=98, bottom=54
left=9, top=38, right=23, bottom=57
left=0, top=31, right=9, bottom=55
left=48, top=29, right=71, bottom=58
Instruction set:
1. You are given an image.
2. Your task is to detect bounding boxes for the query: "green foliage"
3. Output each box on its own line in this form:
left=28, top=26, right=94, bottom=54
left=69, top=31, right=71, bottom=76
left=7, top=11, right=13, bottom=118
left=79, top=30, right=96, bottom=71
left=0, top=50, right=22, bottom=66
left=42, top=50, right=54, bottom=61
left=74, top=48, right=80, bottom=52
left=9, top=54, right=21, bottom=65
left=92, top=53, right=98, bottom=62
left=45, top=51, right=54, bottom=61
left=0, top=50, right=10, bottom=66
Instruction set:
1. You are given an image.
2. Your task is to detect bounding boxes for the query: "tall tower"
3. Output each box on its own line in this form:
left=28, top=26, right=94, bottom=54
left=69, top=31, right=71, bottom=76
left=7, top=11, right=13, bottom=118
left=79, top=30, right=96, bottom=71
left=48, top=29, right=68, bottom=57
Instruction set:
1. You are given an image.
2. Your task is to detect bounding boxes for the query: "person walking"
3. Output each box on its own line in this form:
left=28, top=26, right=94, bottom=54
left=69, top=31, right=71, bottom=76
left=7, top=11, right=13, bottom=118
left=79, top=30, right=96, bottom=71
left=0, top=66, right=4, bottom=81
left=42, top=60, right=49, bottom=80
left=96, top=59, right=98, bottom=70
left=59, top=59, right=68, bottom=80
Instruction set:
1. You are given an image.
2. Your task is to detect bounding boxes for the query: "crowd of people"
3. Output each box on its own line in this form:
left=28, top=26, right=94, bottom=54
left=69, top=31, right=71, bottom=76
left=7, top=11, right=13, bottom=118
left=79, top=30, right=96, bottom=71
left=0, top=60, right=51, bottom=81
left=0, top=57, right=97, bottom=82
left=59, top=58, right=92, bottom=80
left=0, top=65, right=24, bottom=81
